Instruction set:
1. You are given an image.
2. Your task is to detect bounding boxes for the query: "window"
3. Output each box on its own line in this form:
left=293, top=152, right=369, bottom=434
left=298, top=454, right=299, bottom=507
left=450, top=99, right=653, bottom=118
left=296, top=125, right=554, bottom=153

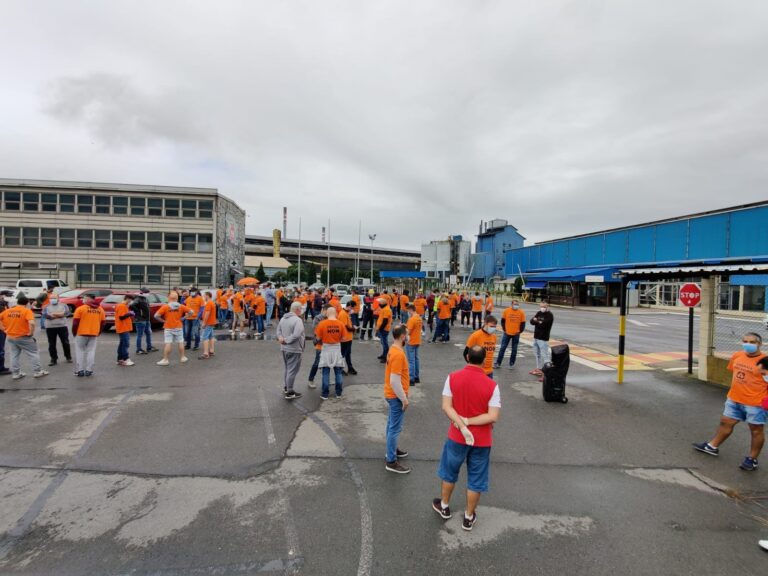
left=95, top=196, right=111, bottom=214
left=3, top=226, right=20, bottom=246
left=197, top=267, right=212, bottom=286
left=130, top=265, right=145, bottom=283
left=59, top=194, right=75, bottom=213
left=130, top=197, right=145, bottom=216
left=197, top=234, right=213, bottom=253
left=94, top=230, right=111, bottom=249
left=42, top=193, right=57, bottom=212
left=181, top=266, right=196, bottom=284
left=147, top=265, right=162, bottom=284
left=77, top=229, right=93, bottom=248
left=147, top=231, right=162, bottom=250
left=182, top=199, right=197, bottom=218
left=59, top=229, right=75, bottom=248
left=77, top=195, right=93, bottom=214
left=76, top=264, right=93, bottom=282
left=41, top=228, right=57, bottom=247
left=164, top=232, right=179, bottom=251
left=4, top=191, right=20, bottom=211
left=112, top=230, right=128, bottom=249
left=147, top=198, right=163, bottom=216
left=112, top=196, right=128, bottom=215
left=182, top=233, right=196, bottom=251
left=23, top=192, right=39, bottom=212
left=164, top=198, right=179, bottom=217
left=112, top=265, right=127, bottom=283
left=198, top=200, right=213, bottom=219
left=94, top=264, right=111, bottom=283
left=23, top=228, right=39, bottom=247
left=17, top=280, right=43, bottom=289
left=130, top=231, right=145, bottom=250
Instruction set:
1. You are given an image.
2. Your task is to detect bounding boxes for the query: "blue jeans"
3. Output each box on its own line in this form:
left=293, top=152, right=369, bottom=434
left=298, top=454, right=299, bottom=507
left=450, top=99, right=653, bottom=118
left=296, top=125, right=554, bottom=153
left=117, top=332, right=130, bottom=361
left=184, top=319, right=200, bottom=348
left=533, top=339, right=550, bottom=369
left=386, top=398, right=405, bottom=462
left=135, top=321, right=153, bottom=352
left=496, top=333, right=520, bottom=366
left=322, top=366, right=343, bottom=397
left=255, top=314, right=264, bottom=333
left=378, top=330, right=390, bottom=357
left=308, top=349, right=321, bottom=381
left=217, top=306, right=226, bottom=325
left=266, top=302, right=275, bottom=326
left=0, top=330, right=5, bottom=370
left=406, top=344, right=420, bottom=382
left=432, top=318, right=449, bottom=342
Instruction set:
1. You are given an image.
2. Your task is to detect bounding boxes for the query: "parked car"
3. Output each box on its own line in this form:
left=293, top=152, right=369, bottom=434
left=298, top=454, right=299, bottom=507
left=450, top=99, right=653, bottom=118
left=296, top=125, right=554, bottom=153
left=58, top=288, right=115, bottom=313
left=0, top=287, right=21, bottom=308
left=101, top=291, right=169, bottom=328
left=15, top=278, right=70, bottom=299
left=330, top=283, right=350, bottom=296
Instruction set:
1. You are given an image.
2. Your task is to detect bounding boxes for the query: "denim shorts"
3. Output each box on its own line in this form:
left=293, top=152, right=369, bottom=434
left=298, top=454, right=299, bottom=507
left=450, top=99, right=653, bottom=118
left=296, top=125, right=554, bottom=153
left=724, top=399, right=766, bottom=425
left=164, top=328, right=184, bottom=344
left=201, top=325, right=215, bottom=341
left=438, top=438, right=492, bottom=493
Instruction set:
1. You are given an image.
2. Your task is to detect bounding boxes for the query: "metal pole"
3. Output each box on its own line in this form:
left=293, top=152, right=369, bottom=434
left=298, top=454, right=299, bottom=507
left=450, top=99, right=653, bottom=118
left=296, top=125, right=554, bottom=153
left=326, top=218, right=331, bottom=287
left=617, top=277, right=628, bottom=383
left=298, top=217, right=302, bottom=286
left=687, top=306, right=694, bottom=374
left=357, top=220, right=362, bottom=282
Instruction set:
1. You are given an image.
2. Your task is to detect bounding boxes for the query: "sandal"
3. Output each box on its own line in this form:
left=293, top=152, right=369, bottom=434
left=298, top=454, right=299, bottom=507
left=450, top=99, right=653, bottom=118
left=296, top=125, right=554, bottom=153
left=198, top=354, right=210, bottom=360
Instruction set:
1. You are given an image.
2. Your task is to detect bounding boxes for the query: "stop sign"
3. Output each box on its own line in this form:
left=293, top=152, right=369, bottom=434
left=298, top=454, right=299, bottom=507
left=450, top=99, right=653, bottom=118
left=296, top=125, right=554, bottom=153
left=679, top=283, right=701, bottom=307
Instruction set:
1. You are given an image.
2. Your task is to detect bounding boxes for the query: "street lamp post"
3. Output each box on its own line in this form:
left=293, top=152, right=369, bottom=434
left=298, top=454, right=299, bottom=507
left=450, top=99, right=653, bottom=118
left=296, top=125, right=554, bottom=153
left=368, top=233, right=376, bottom=283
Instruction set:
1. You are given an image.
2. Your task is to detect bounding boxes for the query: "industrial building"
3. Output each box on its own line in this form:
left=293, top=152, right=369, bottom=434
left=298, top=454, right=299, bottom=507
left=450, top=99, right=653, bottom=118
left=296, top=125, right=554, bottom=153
left=0, top=179, right=245, bottom=289
left=471, top=220, right=525, bottom=282
left=420, top=236, right=471, bottom=282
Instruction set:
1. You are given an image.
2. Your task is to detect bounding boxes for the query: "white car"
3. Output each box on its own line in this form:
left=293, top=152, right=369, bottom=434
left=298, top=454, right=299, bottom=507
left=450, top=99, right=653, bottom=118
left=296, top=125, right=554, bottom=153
left=15, top=278, right=70, bottom=299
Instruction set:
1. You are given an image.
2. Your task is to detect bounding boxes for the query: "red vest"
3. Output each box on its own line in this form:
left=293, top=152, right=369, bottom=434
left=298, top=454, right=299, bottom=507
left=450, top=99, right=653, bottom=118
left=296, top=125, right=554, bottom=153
left=447, top=365, right=497, bottom=448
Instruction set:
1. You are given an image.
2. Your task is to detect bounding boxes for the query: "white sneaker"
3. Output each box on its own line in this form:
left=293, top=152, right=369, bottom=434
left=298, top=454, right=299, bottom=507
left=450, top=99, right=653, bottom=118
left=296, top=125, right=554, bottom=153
left=123, top=359, right=135, bottom=366
left=759, top=539, right=768, bottom=551
left=308, top=381, right=317, bottom=389
left=12, top=372, right=26, bottom=380
left=33, top=370, right=49, bottom=378
left=156, top=359, right=170, bottom=366
left=180, top=356, right=189, bottom=363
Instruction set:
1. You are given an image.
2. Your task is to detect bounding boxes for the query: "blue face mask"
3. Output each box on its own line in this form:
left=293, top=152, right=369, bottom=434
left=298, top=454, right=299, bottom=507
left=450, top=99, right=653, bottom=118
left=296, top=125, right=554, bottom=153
left=742, top=342, right=759, bottom=354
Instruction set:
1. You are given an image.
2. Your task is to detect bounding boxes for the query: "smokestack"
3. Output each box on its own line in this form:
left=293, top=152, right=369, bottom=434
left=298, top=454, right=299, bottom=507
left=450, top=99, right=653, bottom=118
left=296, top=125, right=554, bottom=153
left=283, top=207, right=287, bottom=239
left=321, top=226, right=326, bottom=243
left=272, top=229, right=281, bottom=258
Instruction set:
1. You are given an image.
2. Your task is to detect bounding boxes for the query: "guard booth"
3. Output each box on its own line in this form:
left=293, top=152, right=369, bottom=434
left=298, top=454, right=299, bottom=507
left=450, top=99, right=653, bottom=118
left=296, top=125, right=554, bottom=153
left=379, top=270, right=427, bottom=295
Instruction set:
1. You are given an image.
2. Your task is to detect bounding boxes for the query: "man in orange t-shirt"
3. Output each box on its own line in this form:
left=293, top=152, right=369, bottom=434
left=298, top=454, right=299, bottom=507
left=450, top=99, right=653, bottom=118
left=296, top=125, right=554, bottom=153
left=115, top=294, right=136, bottom=367
left=404, top=303, right=422, bottom=385
left=72, top=293, right=106, bottom=377
left=252, top=291, right=267, bottom=335
left=154, top=292, right=191, bottom=366
left=376, top=298, right=393, bottom=362
left=495, top=299, right=526, bottom=369
left=464, top=315, right=498, bottom=377
left=200, top=291, right=217, bottom=358
left=339, top=301, right=357, bottom=375
left=694, top=332, right=768, bottom=470
left=384, top=324, right=411, bottom=474
left=184, top=289, right=204, bottom=351
left=471, top=292, right=484, bottom=330
left=0, top=293, right=46, bottom=379
left=432, top=296, right=452, bottom=343
left=315, top=307, right=346, bottom=399
left=231, top=291, right=246, bottom=336
left=448, top=291, right=459, bottom=327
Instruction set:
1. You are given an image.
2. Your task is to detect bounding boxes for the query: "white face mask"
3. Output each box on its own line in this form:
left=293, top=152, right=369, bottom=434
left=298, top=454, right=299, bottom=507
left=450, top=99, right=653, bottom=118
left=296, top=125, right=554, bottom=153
left=169, top=301, right=180, bottom=311
left=484, top=326, right=497, bottom=334
left=540, top=307, right=548, bottom=313
left=512, top=305, right=519, bottom=310
left=763, top=375, right=768, bottom=383
left=50, top=299, right=59, bottom=305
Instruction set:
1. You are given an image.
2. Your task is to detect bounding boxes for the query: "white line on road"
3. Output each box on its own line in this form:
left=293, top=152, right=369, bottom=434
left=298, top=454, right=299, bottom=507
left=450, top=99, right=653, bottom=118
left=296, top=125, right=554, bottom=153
left=663, top=367, right=692, bottom=372
left=569, top=355, right=615, bottom=371
left=257, top=388, right=276, bottom=446
left=627, top=319, right=649, bottom=327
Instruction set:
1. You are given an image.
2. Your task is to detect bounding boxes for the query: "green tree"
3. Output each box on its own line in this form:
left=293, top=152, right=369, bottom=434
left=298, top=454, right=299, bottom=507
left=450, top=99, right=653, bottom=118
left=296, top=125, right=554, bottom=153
left=303, top=262, right=318, bottom=285
left=255, top=263, right=267, bottom=282
left=514, top=276, right=523, bottom=295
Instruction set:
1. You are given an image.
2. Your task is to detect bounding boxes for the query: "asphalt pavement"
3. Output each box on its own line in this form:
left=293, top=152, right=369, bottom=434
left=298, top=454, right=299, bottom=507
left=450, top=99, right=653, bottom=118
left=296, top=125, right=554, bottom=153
left=0, top=307, right=766, bottom=575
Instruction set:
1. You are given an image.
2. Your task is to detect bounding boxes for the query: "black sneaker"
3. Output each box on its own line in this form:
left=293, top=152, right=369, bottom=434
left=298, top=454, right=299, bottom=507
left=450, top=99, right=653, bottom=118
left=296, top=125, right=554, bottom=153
left=147, top=347, right=159, bottom=353
left=349, top=369, right=358, bottom=375
left=432, top=498, right=452, bottom=520
left=136, top=350, right=146, bottom=355
left=85, top=371, right=93, bottom=377
left=66, top=358, right=73, bottom=363
left=284, top=391, right=303, bottom=400
left=74, top=370, right=85, bottom=377
left=48, top=360, right=57, bottom=366
left=385, top=460, right=411, bottom=474
left=462, top=512, right=477, bottom=531
left=396, top=448, right=409, bottom=458
left=693, top=442, right=719, bottom=456
left=414, top=378, right=420, bottom=384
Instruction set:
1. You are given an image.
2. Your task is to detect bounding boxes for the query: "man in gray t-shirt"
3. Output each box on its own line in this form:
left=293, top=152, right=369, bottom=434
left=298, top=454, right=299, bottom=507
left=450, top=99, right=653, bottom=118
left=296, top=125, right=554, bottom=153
left=43, top=296, right=72, bottom=365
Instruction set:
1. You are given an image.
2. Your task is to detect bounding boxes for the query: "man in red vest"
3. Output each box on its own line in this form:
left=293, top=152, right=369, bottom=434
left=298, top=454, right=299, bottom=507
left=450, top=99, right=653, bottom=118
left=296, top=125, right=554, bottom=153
left=432, top=345, right=501, bottom=531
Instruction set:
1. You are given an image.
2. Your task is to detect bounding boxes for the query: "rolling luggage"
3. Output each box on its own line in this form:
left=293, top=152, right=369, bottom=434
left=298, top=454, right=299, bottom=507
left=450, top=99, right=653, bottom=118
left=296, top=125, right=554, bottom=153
left=542, top=343, right=569, bottom=403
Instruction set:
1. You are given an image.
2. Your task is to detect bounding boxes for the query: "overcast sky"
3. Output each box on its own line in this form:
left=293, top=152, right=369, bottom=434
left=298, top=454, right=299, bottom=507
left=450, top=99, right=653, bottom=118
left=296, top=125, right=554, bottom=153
left=2, top=1, right=767, bottom=250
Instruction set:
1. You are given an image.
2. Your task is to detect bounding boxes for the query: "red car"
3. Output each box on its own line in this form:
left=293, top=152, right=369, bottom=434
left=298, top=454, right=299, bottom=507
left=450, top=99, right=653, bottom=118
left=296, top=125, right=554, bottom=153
left=58, top=288, right=115, bottom=313
left=101, top=291, right=169, bottom=329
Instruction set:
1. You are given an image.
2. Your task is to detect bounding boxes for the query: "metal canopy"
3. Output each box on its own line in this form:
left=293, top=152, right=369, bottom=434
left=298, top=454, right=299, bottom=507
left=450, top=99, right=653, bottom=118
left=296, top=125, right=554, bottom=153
left=617, top=262, right=768, bottom=280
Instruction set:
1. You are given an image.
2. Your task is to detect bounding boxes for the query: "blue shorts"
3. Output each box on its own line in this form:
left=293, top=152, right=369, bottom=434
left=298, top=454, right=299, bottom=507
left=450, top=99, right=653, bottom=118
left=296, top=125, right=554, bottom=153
left=201, top=325, right=215, bottom=341
left=437, top=438, right=491, bottom=493
left=724, top=399, right=766, bottom=425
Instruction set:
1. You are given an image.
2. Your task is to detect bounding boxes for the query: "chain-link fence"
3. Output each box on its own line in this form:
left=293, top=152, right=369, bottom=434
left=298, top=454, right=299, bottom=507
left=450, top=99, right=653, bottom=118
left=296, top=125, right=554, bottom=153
left=712, top=279, right=766, bottom=358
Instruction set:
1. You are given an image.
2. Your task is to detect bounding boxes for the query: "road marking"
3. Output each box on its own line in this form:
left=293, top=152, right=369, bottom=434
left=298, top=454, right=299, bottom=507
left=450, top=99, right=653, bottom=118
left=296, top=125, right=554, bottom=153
left=627, top=319, right=649, bottom=327
left=663, top=367, right=691, bottom=372
left=569, top=355, right=615, bottom=371
left=257, top=388, right=276, bottom=446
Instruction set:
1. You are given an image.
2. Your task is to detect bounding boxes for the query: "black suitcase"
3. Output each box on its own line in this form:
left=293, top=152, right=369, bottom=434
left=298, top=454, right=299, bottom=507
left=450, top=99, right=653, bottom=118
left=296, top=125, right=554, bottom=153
left=542, top=343, right=570, bottom=403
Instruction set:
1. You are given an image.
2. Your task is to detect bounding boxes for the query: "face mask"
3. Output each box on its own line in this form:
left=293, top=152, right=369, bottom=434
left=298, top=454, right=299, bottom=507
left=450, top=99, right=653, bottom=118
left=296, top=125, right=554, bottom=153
left=742, top=342, right=758, bottom=354
left=512, top=305, right=519, bottom=310
left=169, top=301, right=180, bottom=311
left=540, top=308, right=547, bottom=313
left=484, top=326, right=497, bottom=334
left=50, top=299, right=59, bottom=305
left=763, top=375, right=768, bottom=383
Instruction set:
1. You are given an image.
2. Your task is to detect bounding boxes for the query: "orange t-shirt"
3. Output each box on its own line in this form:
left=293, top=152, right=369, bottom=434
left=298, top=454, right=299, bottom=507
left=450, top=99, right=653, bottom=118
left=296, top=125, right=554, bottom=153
left=114, top=302, right=133, bottom=334
left=73, top=304, right=106, bottom=336
left=449, top=294, right=458, bottom=309
left=381, top=293, right=392, bottom=307
left=351, top=294, right=361, bottom=313
left=727, top=351, right=768, bottom=406
left=471, top=296, right=483, bottom=312
left=466, top=329, right=498, bottom=374
left=0, top=305, right=34, bottom=338
left=400, top=295, right=410, bottom=308
left=156, top=304, right=190, bottom=330
left=372, top=298, right=380, bottom=316
left=501, top=307, right=526, bottom=336
left=437, top=300, right=452, bottom=320
left=413, top=297, right=427, bottom=315
left=253, top=295, right=266, bottom=315
left=185, top=295, right=204, bottom=320
left=218, top=294, right=229, bottom=310
left=202, top=300, right=217, bottom=326
left=384, top=346, right=410, bottom=399
left=485, top=296, right=494, bottom=312
left=232, top=293, right=245, bottom=313
left=329, top=297, right=341, bottom=313
left=315, top=318, right=344, bottom=345
left=406, top=314, right=422, bottom=346
left=377, top=306, right=393, bottom=331
left=337, top=309, right=353, bottom=342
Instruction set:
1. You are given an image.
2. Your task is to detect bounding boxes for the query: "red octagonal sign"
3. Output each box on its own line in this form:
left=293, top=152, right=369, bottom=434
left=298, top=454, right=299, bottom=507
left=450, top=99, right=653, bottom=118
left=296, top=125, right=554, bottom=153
left=679, top=283, right=701, bottom=307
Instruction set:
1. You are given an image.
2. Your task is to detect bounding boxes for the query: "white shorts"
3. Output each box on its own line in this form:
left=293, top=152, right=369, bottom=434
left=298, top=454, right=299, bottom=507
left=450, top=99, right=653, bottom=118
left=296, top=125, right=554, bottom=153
left=164, top=328, right=184, bottom=344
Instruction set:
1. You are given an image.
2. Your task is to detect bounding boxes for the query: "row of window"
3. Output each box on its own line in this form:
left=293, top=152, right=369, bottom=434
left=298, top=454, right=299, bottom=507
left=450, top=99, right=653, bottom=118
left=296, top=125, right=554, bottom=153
left=74, top=264, right=212, bottom=286
left=2, top=227, right=213, bottom=252
left=1, top=191, right=214, bottom=219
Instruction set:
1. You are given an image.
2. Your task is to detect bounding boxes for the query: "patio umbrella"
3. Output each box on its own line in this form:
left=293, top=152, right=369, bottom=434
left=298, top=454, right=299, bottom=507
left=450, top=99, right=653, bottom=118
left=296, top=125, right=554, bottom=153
left=237, top=277, right=260, bottom=286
